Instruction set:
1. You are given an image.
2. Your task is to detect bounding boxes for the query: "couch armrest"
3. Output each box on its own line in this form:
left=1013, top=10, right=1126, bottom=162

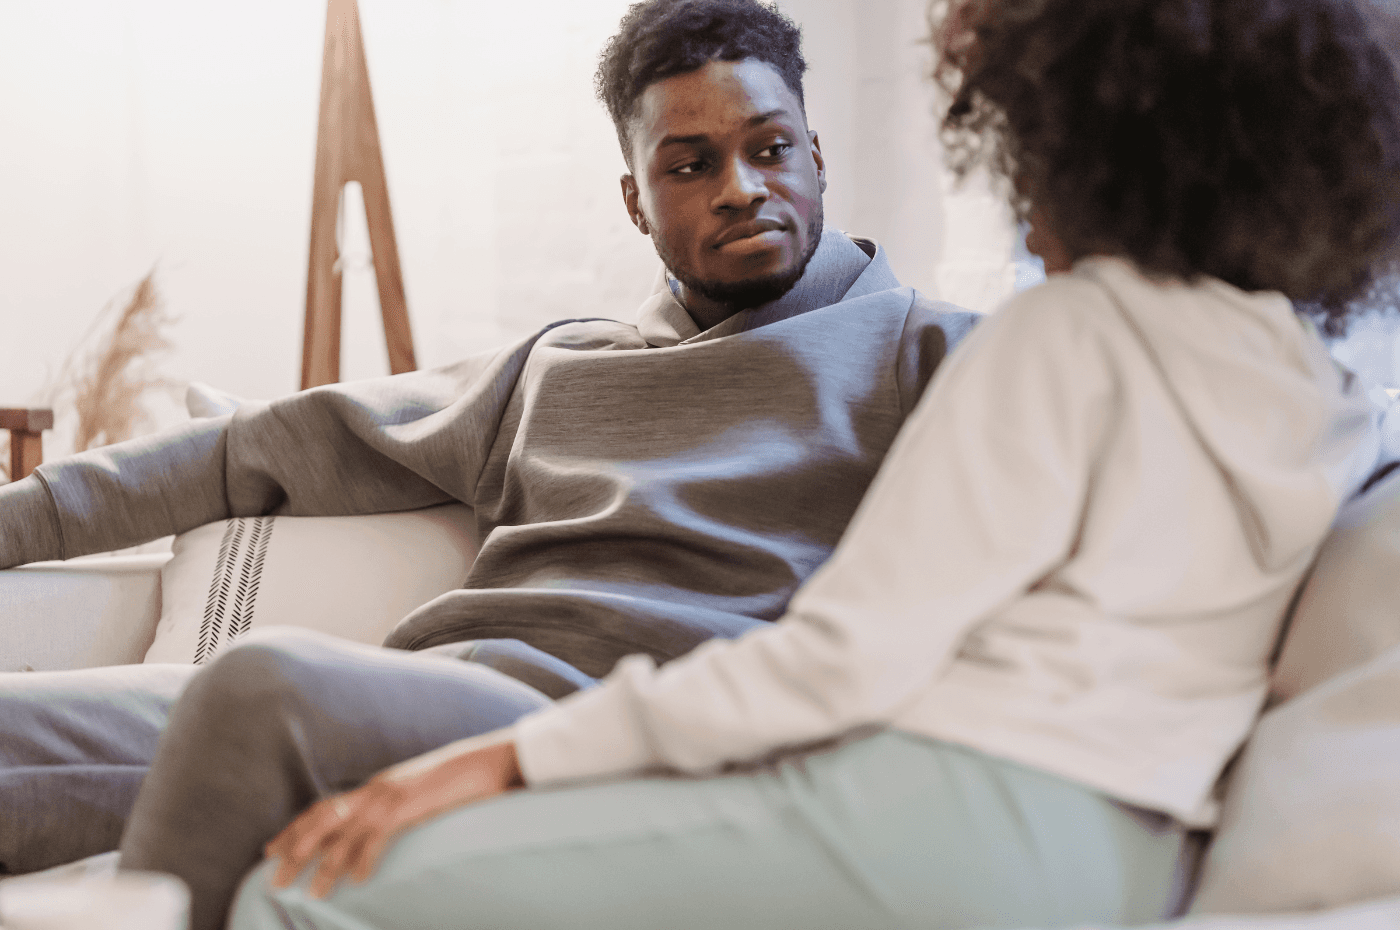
left=0, top=554, right=170, bottom=672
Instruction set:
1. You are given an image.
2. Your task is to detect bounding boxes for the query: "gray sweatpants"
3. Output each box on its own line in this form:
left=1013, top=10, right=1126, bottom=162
left=0, top=630, right=588, bottom=930
left=0, top=661, right=196, bottom=874
left=6, top=630, right=1200, bottom=930
left=120, top=629, right=560, bottom=930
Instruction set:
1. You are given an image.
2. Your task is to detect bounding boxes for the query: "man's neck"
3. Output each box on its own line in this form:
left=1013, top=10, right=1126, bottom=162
left=672, top=229, right=870, bottom=332
left=677, top=286, right=741, bottom=332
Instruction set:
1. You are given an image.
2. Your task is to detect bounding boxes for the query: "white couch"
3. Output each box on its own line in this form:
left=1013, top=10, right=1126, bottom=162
left=4, top=490, right=1400, bottom=930
left=0, top=553, right=170, bottom=672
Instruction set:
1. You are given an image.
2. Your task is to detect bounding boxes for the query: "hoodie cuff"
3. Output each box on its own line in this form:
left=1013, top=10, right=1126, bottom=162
left=512, top=655, right=663, bottom=787
left=0, top=474, right=64, bottom=568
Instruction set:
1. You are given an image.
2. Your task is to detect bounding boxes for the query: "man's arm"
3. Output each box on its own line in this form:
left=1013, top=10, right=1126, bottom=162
left=0, top=329, right=551, bottom=569
left=895, top=296, right=981, bottom=417
left=0, top=473, right=66, bottom=567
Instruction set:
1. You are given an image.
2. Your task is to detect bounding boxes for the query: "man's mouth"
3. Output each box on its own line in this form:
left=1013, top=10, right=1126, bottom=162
left=713, top=218, right=788, bottom=249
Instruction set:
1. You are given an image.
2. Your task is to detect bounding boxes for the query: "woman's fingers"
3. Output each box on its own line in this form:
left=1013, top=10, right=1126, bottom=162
left=265, top=741, right=523, bottom=897
left=267, top=792, right=360, bottom=888
left=349, top=831, right=392, bottom=884
left=307, top=826, right=365, bottom=898
left=312, top=789, right=396, bottom=895
left=301, top=782, right=409, bottom=897
left=346, top=786, right=435, bottom=884
left=267, top=795, right=335, bottom=859
left=293, top=796, right=354, bottom=862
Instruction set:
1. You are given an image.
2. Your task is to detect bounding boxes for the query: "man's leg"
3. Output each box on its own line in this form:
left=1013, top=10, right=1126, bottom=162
left=226, top=731, right=1192, bottom=930
left=423, top=638, right=596, bottom=699
left=0, top=663, right=198, bottom=874
left=118, top=627, right=554, bottom=930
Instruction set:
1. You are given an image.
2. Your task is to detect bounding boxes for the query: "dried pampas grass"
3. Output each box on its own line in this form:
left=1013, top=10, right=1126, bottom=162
left=47, top=268, right=183, bottom=455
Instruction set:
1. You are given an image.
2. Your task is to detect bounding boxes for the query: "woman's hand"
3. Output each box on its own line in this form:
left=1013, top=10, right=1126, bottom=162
left=265, top=735, right=524, bottom=898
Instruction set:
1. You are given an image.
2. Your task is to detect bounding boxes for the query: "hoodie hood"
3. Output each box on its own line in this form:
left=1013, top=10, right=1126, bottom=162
left=1075, top=256, right=1378, bottom=575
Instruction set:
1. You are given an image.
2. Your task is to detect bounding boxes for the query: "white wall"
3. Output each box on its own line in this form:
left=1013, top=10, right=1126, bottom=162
left=1, top=0, right=1020, bottom=451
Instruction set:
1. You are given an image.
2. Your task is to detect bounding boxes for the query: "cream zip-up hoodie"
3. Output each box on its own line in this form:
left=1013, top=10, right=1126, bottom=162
left=515, top=256, right=1378, bottom=826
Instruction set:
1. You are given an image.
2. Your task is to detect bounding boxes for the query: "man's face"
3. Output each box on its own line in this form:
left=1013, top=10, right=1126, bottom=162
left=622, top=58, right=827, bottom=326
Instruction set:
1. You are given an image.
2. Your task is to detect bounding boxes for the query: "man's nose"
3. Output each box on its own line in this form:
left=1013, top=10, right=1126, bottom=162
left=713, top=156, right=768, bottom=211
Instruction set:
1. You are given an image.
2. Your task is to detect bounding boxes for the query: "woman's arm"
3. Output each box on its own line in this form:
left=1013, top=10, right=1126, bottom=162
left=513, top=279, right=1120, bottom=784
left=266, top=280, right=1125, bottom=900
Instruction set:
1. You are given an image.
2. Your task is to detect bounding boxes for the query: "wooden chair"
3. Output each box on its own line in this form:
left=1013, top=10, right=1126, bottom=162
left=0, top=408, right=54, bottom=481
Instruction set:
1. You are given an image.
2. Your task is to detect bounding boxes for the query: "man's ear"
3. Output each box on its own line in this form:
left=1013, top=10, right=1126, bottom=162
left=621, top=174, right=650, bottom=235
left=806, top=130, right=823, bottom=194
left=809, top=131, right=827, bottom=194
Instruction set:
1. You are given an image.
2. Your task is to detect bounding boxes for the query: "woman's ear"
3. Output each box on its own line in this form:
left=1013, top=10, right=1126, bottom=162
left=1026, top=203, right=1075, bottom=274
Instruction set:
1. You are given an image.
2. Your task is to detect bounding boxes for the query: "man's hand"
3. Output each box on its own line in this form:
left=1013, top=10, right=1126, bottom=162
left=265, top=735, right=524, bottom=898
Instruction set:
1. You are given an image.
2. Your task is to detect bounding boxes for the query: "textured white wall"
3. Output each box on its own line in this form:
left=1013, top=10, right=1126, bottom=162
left=1, top=0, right=658, bottom=409
left=0, top=0, right=1021, bottom=453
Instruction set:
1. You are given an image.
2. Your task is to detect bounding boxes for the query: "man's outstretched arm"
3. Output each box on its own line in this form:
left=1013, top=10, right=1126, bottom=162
left=0, top=415, right=233, bottom=568
left=0, top=329, right=551, bottom=569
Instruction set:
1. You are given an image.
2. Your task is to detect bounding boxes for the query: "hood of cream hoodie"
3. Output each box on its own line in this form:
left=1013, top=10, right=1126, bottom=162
left=1078, top=256, right=1378, bottom=577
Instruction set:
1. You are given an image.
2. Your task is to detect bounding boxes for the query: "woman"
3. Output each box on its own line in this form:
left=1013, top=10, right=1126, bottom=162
left=216, top=0, right=1400, bottom=926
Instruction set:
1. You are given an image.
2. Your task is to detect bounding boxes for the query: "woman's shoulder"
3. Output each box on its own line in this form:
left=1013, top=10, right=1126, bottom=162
left=994, top=271, right=1115, bottom=320
left=1002, top=256, right=1307, bottom=359
left=925, top=269, right=1128, bottom=409
left=970, top=267, right=1126, bottom=361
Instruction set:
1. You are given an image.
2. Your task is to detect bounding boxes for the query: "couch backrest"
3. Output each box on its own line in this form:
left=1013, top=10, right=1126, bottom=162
left=1269, top=465, right=1400, bottom=704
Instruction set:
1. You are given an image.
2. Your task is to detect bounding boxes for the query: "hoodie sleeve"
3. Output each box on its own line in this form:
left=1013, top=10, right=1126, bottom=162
left=513, top=284, right=1120, bottom=786
left=895, top=295, right=982, bottom=417
left=0, top=330, right=549, bottom=569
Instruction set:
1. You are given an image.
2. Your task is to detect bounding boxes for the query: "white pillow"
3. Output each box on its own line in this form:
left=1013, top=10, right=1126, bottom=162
left=143, top=504, right=480, bottom=663
left=1271, top=465, right=1400, bottom=703
left=1190, top=643, right=1400, bottom=915
left=185, top=381, right=245, bottom=418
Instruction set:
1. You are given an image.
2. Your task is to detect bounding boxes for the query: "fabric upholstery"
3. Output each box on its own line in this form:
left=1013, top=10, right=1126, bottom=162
left=1271, top=467, right=1400, bottom=704
left=0, top=556, right=167, bottom=672
left=143, top=504, right=479, bottom=663
left=1191, top=644, right=1400, bottom=914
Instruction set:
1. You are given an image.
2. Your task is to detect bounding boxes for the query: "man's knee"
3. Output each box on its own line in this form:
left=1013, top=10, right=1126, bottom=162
left=178, top=628, right=337, bottom=723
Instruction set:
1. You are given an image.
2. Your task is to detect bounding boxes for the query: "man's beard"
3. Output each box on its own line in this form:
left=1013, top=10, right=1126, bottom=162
left=652, top=205, right=825, bottom=311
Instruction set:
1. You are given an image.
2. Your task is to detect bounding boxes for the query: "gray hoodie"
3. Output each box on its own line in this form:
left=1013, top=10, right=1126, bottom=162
left=0, top=231, right=978, bottom=677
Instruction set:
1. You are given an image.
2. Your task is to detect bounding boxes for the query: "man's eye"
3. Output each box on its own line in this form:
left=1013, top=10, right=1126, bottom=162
left=673, top=160, right=708, bottom=174
left=757, top=143, right=792, bottom=159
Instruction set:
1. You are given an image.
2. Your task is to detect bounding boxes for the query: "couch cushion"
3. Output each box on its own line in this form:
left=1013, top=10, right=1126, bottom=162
left=1151, top=895, right=1400, bottom=930
left=1270, top=466, right=1400, bottom=704
left=143, top=504, right=480, bottom=663
left=0, top=555, right=169, bottom=671
left=1190, top=643, right=1400, bottom=914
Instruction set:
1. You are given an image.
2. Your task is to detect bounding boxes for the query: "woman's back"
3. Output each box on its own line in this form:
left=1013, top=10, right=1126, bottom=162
left=893, top=255, right=1377, bottom=826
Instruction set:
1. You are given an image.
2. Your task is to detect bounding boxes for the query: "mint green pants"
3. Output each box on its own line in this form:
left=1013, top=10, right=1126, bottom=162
left=227, top=730, right=1194, bottom=930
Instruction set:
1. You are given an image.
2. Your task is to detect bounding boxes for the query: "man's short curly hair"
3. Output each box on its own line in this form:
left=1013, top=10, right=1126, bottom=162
left=935, top=0, right=1400, bottom=331
left=597, top=0, right=808, bottom=169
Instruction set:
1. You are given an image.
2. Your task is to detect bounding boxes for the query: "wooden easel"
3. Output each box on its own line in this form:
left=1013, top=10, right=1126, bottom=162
left=301, top=0, right=417, bottom=390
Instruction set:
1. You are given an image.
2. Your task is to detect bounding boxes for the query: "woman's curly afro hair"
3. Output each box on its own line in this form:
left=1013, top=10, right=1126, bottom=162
left=936, top=0, right=1400, bottom=331
left=597, top=0, right=807, bottom=168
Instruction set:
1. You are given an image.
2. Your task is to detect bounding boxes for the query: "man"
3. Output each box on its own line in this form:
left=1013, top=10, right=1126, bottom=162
left=0, top=1, right=975, bottom=926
